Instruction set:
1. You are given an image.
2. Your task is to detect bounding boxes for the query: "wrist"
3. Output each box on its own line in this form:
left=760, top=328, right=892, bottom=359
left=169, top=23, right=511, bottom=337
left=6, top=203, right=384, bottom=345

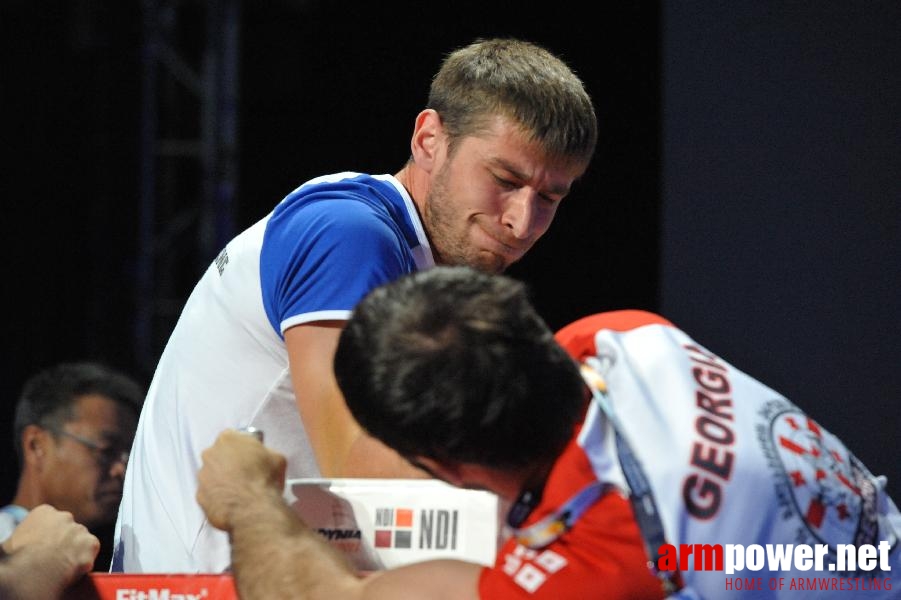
left=225, top=485, right=287, bottom=533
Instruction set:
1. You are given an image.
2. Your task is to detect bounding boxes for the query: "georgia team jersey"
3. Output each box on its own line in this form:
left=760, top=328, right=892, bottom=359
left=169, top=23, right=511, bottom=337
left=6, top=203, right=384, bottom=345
left=479, top=310, right=900, bottom=599
left=113, top=173, right=434, bottom=573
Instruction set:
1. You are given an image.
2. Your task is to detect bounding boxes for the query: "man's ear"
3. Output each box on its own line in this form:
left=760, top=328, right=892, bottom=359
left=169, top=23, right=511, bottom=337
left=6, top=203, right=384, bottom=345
left=409, top=109, right=446, bottom=173
left=410, top=456, right=464, bottom=487
left=21, top=424, right=50, bottom=468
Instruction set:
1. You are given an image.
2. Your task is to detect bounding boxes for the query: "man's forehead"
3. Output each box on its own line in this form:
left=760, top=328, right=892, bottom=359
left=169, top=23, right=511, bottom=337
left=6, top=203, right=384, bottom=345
left=68, top=393, right=137, bottom=429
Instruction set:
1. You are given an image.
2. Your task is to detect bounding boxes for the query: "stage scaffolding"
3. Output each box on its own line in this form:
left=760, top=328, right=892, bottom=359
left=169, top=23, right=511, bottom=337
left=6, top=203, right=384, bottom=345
left=134, top=0, right=240, bottom=375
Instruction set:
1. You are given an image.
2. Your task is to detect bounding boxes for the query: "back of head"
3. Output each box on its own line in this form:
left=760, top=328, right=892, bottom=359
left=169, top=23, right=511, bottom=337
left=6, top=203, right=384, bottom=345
left=429, top=37, right=598, bottom=168
left=13, top=362, right=144, bottom=466
left=335, top=266, right=586, bottom=470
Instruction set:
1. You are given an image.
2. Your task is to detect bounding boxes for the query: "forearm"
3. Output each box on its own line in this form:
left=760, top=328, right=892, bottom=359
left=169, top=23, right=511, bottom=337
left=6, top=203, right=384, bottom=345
left=0, top=547, right=76, bottom=600
left=231, top=506, right=482, bottom=600
left=287, top=323, right=427, bottom=479
left=228, top=486, right=363, bottom=600
left=197, top=431, right=475, bottom=600
left=339, top=431, right=430, bottom=479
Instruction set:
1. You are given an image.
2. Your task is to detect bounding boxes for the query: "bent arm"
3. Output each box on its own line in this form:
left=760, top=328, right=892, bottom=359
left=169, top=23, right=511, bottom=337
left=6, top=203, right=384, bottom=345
left=197, top=430, right=481, bottom=600
left=229, top=483, right=481, bottom=600
left=285, top=322, right=427, bottom=478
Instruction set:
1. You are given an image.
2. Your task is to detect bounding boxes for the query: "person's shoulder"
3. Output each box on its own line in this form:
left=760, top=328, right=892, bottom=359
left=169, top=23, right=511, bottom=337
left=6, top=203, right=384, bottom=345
left=557, top=310, right=674, bottom=338
left=282, top=172, right=397, bottom=203
left=554, top=310, right=675, bottom=362
left=271, top=172, right=402, bottom=223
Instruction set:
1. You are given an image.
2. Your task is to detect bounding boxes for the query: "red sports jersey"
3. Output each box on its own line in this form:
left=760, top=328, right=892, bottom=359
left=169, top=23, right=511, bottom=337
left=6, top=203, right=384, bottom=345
left=479, top=310, right=900, bottom=599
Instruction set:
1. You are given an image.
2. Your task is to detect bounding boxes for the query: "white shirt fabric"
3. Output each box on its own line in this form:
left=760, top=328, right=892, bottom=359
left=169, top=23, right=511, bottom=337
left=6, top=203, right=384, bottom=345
left=555, top=311, right=901, bottom=598
left=112, top=173, right=433, bottom=573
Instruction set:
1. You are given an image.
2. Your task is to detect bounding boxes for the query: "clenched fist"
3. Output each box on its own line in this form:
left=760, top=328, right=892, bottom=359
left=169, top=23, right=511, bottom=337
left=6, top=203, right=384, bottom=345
left=0, top=504, right=99, bottom=599
left=196, top=429, right=288, bottom=532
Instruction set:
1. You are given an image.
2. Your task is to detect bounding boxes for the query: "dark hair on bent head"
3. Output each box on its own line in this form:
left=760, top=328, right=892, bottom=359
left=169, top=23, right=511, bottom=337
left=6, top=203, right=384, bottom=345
left=334, top=266, right=586, bottom=470
left=13, top=361, right=145, bottom=465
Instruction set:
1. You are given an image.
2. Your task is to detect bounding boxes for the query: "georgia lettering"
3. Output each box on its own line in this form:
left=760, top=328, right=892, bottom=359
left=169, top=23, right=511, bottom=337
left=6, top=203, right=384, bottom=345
left=681, top=344, right=736, bottom=519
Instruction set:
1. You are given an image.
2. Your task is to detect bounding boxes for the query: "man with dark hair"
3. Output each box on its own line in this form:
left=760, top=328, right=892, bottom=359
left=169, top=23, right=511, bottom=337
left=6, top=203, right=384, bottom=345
left=333, top=266, right=586, bottom=473
left=197, top=267, right=900, bottom=599
left=2, top=362, right=143, bottom=566
left=117, top=37, right=598, bottom=573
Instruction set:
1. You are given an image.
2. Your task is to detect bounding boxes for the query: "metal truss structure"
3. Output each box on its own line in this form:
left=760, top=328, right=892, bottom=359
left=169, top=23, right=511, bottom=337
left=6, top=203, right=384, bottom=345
left=135, top=0, right=240, bottom=375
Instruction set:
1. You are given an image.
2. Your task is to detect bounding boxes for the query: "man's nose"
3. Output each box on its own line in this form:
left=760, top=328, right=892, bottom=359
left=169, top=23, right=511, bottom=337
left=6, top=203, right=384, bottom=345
left=108, top=451, right=129, bottom=477
left=502, top=189, right=537, bottom=240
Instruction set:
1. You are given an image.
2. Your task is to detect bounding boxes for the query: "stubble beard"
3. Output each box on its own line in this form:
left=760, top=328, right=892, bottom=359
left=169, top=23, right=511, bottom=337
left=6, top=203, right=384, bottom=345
left=424, top=163, right=507, bottom=274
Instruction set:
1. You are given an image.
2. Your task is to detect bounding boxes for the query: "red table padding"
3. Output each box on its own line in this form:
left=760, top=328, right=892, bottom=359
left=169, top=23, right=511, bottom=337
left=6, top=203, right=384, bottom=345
left=63, top=573, right=238, bottom=599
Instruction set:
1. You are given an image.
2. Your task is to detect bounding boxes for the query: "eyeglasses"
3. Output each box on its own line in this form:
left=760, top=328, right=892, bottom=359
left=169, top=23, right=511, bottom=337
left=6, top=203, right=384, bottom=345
left=51, top=429, right=130, bottom=468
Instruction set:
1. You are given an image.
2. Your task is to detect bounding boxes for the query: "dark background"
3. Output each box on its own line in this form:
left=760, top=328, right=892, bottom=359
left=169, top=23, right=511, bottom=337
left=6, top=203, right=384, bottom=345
left=2, top=0, right=898, bottom=535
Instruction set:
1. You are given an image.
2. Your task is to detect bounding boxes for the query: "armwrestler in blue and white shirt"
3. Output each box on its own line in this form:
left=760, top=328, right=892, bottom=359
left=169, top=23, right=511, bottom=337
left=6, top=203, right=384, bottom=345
left=111, top=37, right=600, bottom=573
left=113, top=173, right=433, bottom=572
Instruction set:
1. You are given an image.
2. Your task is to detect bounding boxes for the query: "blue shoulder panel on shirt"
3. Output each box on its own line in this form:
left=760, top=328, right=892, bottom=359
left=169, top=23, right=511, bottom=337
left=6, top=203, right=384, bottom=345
left=260, top=175, right=418, bottom=337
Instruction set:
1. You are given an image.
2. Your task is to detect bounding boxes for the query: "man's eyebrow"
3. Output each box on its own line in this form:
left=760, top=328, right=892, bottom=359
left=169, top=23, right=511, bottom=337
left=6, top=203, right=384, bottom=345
left=488, top=157, right=571, bottom=196
left=96, top=430, right=129, bottom=445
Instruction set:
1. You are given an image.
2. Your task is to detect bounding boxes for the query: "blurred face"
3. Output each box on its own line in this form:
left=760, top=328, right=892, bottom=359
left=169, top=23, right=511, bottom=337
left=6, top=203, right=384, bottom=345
left=39, top=394, right=138, bottom=529
left=422, top=116, right=586, bottom=273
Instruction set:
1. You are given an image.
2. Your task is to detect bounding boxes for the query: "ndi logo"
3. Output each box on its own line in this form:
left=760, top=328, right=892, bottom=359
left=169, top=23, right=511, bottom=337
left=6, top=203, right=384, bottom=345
left=374, top=507, right=459, bottom=550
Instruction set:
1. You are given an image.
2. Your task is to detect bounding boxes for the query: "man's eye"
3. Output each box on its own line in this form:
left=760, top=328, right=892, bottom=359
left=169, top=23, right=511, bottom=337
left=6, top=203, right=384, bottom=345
left=493, top=175, right=517, bottom=189
left=538, top=194, right=557, bottom=205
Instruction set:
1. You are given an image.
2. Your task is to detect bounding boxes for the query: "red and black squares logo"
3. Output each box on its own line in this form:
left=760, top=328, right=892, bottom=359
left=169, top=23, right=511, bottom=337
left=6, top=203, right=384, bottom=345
left=373, top=507, right=459, bottom=550
left=374, top=507, right=414, bottom=548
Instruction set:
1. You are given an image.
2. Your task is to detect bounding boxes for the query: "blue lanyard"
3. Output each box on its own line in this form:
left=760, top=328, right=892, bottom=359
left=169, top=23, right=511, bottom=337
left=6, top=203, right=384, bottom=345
left=511, top=363, right=682, bottom=595
left=580, top=362, right=682, bottom=595
left=511, top=480, right=608, bottom=548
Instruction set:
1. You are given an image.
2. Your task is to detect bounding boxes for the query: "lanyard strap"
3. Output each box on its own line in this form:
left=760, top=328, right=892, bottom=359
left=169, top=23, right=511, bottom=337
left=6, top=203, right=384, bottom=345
left=509, top=362, right=682, bottom=594
left=580, top=362, right=682, bottom=595
left=512, top=480, right=608, bottom=548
